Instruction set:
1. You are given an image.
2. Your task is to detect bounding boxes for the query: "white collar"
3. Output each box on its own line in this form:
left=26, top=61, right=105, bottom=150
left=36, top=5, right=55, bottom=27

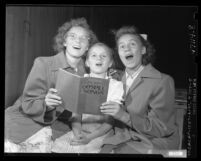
left=84, top=73, right=109, bottom=79
left=126, top=65, right=144, bottom=79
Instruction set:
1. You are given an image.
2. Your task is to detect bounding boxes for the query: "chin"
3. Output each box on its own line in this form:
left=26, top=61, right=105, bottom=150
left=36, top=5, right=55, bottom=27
left=94, top=71, right=103, bottom=74
left=71, top=52, right=84, bottom=58
left=125, top=64, right=136, bottom=69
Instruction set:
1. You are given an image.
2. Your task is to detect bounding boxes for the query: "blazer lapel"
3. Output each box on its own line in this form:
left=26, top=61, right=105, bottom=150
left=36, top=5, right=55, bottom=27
left=124, top=64, right=162, bottom=97
left=122, top=72, right=143, bottom=97
left=122, top=73, right=127, bottom=99
left=126, top=76, right=143, bottom=96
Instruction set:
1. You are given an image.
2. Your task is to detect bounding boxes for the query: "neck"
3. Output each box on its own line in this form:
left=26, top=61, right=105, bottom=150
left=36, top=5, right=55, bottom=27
left=89, top=72, right=107, bottom=79
left=65, top=52, right=81, bottom=69
left=126, top=64, right=142, bottom=76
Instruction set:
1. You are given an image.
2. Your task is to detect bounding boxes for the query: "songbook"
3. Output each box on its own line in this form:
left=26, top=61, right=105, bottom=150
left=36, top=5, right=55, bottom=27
left=55, top=68, right=109, bottom=115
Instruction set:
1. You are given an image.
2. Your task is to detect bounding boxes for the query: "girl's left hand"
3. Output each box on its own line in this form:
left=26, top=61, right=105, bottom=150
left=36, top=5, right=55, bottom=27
left=100, top=101, right=126, bottom=120
left=70, top=134, right=91, bottom=145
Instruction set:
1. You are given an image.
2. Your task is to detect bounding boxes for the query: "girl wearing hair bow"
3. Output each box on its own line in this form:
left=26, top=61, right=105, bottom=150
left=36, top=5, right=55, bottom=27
left=100, top=26, right=179, bottom=154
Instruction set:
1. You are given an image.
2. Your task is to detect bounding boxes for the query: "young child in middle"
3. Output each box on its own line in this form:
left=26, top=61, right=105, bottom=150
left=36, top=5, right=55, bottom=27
left=51, top=42, right=124, bottom=153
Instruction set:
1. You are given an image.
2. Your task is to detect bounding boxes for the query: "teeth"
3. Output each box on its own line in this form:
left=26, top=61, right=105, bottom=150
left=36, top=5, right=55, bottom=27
left=73, top=46, right=80, bottom=49
left=125, top=55, right=133, bottom=59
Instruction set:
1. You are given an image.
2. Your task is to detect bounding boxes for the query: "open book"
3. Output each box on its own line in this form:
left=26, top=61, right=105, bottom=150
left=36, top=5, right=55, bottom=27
left=56, top=69, right=109, bottom=115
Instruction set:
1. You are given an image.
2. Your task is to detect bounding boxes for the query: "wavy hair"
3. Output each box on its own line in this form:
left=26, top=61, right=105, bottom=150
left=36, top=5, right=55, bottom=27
left=53, top=17, right=98, bottom=53
left=113, top=26, right=156, bottom=65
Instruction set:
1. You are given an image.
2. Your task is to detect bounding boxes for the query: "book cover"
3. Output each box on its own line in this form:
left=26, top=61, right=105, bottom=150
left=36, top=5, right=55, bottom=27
left=56, top=68, right=109, bottom=115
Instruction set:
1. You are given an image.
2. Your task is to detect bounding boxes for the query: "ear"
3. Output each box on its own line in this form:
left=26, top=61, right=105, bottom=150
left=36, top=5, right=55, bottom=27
left=63, top=41, right=67, bottom=47
left=85, top=59, right=89, bottom=67
left=109, top=60, right=113, bottom=68
left=141, top=46, right=146, bottom=55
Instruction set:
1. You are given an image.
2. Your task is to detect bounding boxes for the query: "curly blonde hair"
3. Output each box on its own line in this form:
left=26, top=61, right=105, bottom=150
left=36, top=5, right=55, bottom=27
left=53, top=17, right=98, bottom=53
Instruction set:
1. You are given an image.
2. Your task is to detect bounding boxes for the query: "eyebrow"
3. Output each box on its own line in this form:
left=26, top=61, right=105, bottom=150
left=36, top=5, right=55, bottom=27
left=89, top=51, right=108, bottom=55
left=118, top=38, right=138, bottom=44
left=68, top=32, right=89, bottom=37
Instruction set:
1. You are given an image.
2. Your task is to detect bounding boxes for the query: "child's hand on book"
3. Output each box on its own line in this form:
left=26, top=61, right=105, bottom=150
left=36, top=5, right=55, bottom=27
left=45, top=88, right=62, bottom=111
left=70, top=133, right=90, bottom=145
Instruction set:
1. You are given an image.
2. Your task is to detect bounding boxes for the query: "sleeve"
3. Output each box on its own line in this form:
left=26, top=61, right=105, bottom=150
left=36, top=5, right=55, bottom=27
left=107, top=79, right=124, bottom=104
left=104, top=115, right=115, bottom=126
left=122, top=75, right=176, bottom=138
left=21, top=57, right=64, bottom=125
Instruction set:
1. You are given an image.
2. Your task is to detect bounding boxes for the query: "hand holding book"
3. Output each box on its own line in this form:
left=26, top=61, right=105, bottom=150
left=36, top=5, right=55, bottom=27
left=56, top=69, right=110, bottom=115
left=56, top=68, right=124, bottom=115
left=100, top=101, right=129, bottom=121
left=45, top=88, right=62, bottom=111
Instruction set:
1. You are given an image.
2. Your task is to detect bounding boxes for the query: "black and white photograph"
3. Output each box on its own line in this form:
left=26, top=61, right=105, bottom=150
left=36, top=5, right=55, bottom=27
left=4, top=4, right=198, bottom=158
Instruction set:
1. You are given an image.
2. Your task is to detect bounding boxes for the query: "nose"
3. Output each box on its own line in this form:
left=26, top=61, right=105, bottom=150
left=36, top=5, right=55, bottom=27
left=74, top=37, right=81, bottom=43
left=121, top=44, right=130, bottom=52
left=94, top=55, right=104, bottom=61
left=96, top=55, right=102, bottom=60
left=125, top=44, right=132, bottom=51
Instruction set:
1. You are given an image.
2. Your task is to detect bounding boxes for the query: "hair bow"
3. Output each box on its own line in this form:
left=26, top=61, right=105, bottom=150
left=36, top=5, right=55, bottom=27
left=140, top=34, right=148, bottom=40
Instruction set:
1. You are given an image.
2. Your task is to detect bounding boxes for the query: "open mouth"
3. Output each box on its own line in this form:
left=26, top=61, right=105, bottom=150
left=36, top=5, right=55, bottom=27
left=73, top=46, right=81, bottom=50
left=95, top=63, right=103, bottom=67
left=125, top=55, right=134, bottom=60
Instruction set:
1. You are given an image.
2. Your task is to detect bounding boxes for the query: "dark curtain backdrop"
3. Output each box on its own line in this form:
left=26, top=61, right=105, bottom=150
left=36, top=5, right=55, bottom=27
left=5, top=6, right=74, bottom=107
left=5, top=6, right=197, bottom=108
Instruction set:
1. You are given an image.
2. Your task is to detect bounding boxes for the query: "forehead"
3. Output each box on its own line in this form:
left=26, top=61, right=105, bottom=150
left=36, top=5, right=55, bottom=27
left=89, top=45, right=108, bottom=53
left=68, top=26, right=89, bottom=35
left=118, top=34, right=141, bottom=44
left=88, top=45, right=112, bottom=58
